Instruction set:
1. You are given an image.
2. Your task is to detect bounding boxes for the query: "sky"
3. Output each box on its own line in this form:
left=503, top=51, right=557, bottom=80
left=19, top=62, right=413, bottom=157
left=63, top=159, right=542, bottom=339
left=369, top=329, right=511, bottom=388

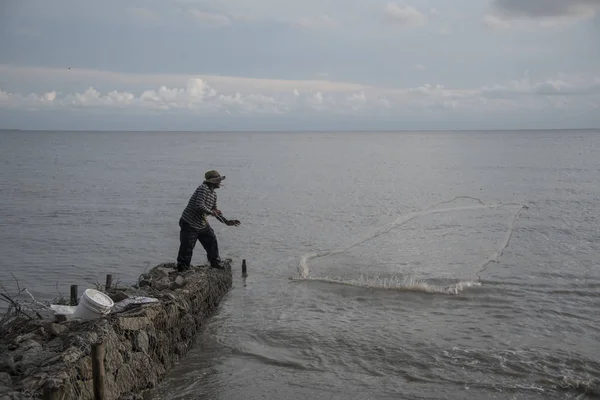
left=0, top=0, right=599, bottom=130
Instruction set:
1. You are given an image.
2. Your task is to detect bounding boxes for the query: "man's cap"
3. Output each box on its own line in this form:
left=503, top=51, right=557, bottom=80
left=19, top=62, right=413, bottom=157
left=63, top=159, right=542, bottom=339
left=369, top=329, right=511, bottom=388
left=204, top=170, right=226, bottom=184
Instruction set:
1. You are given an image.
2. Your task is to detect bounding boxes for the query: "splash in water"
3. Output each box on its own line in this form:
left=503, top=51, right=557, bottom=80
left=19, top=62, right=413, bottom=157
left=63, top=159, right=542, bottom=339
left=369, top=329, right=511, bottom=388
left=295, top=274, right=481, bottom=294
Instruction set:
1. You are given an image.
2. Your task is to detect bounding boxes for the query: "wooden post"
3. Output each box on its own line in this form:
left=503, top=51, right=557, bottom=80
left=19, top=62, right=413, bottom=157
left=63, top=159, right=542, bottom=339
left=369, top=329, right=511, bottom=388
left=105, top=274, right=113, bottom=290
left=70, top=285, right=78, bottom=306
left=43, top=385, right=60, bottom=400
left=91, top=340, right=106, bottom=400
left=242, top=259, right=247, bottom=278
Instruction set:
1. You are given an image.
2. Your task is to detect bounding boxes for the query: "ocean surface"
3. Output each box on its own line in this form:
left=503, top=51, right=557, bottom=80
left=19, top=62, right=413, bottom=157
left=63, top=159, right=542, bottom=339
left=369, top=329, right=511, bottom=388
left=1, top=130, right=599, bottom=399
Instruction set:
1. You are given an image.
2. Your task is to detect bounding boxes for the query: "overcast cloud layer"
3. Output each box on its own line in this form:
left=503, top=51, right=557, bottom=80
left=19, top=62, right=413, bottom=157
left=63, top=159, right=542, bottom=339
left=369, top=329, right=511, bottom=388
left=0, top=0, right=598, bottom=130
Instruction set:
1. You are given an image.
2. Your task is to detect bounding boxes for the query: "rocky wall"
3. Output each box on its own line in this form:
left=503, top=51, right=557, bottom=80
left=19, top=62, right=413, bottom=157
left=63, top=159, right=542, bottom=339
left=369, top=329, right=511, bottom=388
left=0, top=261, right=233, bottom=400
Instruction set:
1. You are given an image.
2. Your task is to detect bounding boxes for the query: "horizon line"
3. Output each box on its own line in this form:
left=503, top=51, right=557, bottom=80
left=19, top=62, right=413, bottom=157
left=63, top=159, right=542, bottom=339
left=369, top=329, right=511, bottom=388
left=1, top=128, right=599, bottom=133
left=0, top=126, right=600, bottom=133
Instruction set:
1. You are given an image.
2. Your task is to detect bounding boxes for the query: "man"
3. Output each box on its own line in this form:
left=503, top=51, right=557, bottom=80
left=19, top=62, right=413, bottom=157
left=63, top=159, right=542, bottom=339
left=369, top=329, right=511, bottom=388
left=176, top=170, right=240, bottom=271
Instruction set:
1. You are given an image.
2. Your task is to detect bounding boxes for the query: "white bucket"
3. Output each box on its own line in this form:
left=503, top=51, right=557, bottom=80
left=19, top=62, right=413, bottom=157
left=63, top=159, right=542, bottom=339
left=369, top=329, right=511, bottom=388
left=73, top=289, right=115, bottom=320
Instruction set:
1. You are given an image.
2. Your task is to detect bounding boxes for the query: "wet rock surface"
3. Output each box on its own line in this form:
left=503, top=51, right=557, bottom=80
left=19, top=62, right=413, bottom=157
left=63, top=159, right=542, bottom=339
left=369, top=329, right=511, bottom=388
left=0, top=260, right=232, bottom=399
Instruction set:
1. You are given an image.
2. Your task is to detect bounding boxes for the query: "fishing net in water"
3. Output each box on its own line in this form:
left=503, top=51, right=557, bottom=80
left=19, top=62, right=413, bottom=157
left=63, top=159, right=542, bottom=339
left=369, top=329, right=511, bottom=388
left=297, top=196, right=528, bottom=294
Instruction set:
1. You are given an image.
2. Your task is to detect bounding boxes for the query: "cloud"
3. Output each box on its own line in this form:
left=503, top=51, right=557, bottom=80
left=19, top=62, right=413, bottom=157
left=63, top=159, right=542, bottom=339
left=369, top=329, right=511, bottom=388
left=131, top=5, right=340, bottom=31
left=488, top=0, right=600, bottom=24
left=481, top=74, right=600, bottom=99
left=127, top=6, right=338, bottom=31
left=482, top=15, right=511, bottom=29
left=1, top=68, right=598, bottom=119
left=414, top=64, right=427, bottom=71
left=293, top=14, right=340, bottom=30
left=130, top=7, right=161, bottom=22
left=384, top=3, right=427, bottom=27
left=0, top=79, right=283, bottom=115
left=189, top=9, right=231, bottom=26
left=128, top=5, right=234, bottom=28
left=0, top=65, right=367, bottom=95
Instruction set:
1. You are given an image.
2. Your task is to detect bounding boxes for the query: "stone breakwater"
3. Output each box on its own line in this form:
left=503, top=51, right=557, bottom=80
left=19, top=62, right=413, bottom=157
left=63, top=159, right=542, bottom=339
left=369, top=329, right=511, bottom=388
left=0, top=261, right=233, bottom=400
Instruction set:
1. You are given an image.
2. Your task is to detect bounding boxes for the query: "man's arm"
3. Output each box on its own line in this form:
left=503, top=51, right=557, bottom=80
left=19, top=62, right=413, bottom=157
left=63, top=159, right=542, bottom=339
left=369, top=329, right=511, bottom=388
left=213, top=213, right=227, bottom=224
left=214, top=213, right=241, bottom=226
left=196, top=186, right=240, bottom=226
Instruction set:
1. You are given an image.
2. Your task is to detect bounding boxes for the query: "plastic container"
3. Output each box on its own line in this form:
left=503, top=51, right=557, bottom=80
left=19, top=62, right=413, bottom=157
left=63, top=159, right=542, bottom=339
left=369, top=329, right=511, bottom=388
left=73, top=288, right=114, bottom=320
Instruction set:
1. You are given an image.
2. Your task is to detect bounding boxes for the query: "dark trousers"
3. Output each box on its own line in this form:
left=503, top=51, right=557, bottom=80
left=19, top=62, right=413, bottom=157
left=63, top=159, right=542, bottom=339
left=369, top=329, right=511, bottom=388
left=176, top=218, right=220, bottom=268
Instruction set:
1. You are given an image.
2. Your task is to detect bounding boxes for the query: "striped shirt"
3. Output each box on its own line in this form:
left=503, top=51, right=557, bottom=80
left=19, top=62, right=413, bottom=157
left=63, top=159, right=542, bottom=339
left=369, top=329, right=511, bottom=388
left=181, top=183, right=219, bottom=230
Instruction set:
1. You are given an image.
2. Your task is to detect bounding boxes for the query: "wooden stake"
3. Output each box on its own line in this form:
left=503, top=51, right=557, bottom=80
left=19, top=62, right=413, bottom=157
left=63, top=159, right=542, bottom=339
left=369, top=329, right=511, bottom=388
left=91, top=340, right=106, bottom=400
left=70, top=285, right=78, bottom=306
left=242, top=259, right=247, bottom=278
left=42, top=385, right=60, bottom=400
left=105, top=274, right=113, bottom=290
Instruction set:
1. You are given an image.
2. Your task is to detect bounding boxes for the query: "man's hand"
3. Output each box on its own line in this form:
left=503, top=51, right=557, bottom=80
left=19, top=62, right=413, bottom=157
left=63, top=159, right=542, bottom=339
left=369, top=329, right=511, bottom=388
left=226, top=219, right=241, bottom=226
left=211, top=209, right=222, bottom=217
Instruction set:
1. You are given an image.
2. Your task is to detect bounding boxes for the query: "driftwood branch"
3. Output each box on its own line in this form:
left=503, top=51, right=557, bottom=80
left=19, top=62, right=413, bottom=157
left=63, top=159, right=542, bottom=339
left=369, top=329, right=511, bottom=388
left=11, top=273, right=21, bottom=294
left=0, top=275, right=53, bottom=332
left=1, top=292, right=33, bottom=324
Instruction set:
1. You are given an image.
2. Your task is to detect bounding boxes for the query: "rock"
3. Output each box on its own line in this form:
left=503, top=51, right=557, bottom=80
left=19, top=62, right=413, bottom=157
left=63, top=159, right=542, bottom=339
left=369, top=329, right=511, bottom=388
left=37, top=326, right=48, bottom=338
left=0, top=373, right=10, bottom=386
left=147, top=266, right=170, bottom=281
left=47, top=323, right=67, bottom=336
left=140, top=265, right=179, bottom=290
left=46, top=337, right=65, bottom=352
left=138, top=279, right=151, bottom=288
left=109, top=291, right=129, bottom=303
left=44, top=353, right=63, bottom=365
left=60, top=320, right=83, bottom=332
left=153, top=278, right=170, bottom=291
left=55, top=314, right=68, bottom=323
left=120, top=394, right=143, bottom=400
left=155, top=347, right=169, bottom=365
left=62, top=347, right=84, bottom=364
left=77, top=331, right=99, bottom=347
left=75, top=357, right=93, bottom=380
left=170, top=275, right=186, bottom=290
left=118, top=316, right=151, bottom=331
left=19, top=340, right=42, bottom=355
left=19, top=372, right=48, bottom=393
left=0, top=354, right=15, bottom=374
left=129, top=353, right=157, bottom=387
left=48, top=371, right=69, bottom=383
left=18, top=350, right=58, bottom=374
left=175, top=343, right=188, bottom=355
left=74, top=379, right=93, bottom=398
left=133, top=331, right=149, bottom=354
left=13, top=333, right=36, bottom=345
left=103, top=372, right=118, bottom=399
left=148, top=331, right=166, bottom=350
left=154, top=262, right=176, bottom=270
left=115, top=364, right=136, bottom=394
left=105, top=348, right=124, bottom=374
